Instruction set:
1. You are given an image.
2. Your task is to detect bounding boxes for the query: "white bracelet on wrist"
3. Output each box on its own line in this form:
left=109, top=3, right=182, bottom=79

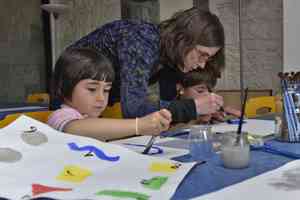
left=135, top=117, right=139, bottom=135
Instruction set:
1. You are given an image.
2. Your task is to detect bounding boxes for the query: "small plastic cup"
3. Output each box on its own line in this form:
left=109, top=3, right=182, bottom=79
left=220, top=131, right=250, bottom=169
left=188, top=125, right=215, bottom=161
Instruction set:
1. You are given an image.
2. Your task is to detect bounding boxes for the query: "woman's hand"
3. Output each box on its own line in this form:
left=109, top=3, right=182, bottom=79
left=138, top=109, right=172, bottom=136
left=194, top=93, right=224, bottom=115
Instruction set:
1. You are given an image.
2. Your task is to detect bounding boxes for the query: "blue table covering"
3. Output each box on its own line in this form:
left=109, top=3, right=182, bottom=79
left=170, top=139, right=299, bottom=200
left=0, top=103, right=48, bottom=120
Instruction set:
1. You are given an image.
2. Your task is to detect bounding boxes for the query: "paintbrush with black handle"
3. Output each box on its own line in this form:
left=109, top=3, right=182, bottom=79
left=142, top=135, right=157, bottom=154
left=142, top=103, right=162, bottom=155
left=237, top=87, right=248, bottom=135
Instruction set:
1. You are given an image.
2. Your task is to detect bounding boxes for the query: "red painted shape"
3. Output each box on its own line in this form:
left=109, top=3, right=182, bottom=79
left=32, top=183, right=72, bottom=196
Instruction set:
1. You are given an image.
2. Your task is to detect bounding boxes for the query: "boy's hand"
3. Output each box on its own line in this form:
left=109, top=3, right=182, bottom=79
left=223, top=106, right=241, bottom=117
left=195, top=106, right=241, bottom=124
left=194, top=93, right=223, bottom=115
left=139, top=109, right=172, bottom=136
left=195, top=114, right=212, bottom=124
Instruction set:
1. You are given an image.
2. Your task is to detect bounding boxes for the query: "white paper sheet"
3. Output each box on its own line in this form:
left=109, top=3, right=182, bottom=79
left=193, top=160, right=300, bottom=200
left=211, top=119, right=275, bottom=137
left=111, top=136, right=188, bottom=159
left=0, top=115, right=195, bottom=199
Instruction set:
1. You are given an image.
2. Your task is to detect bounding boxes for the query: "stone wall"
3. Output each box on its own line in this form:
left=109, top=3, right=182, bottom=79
left=160, top=0, right=193, bottom=21
left=123, top=0, right=283, bottom=93
left=242, top=0, right=282, bottom=93
left=0, top=0, right=121, bottom=102
left=0, top=0, right=46, bottom=103
left=0, top=0, right=284, bottom=102
left=210, top=0, right=283, bottom=93
left=210, top=0, right=241, bottom=90
left=54, top=0, right=121, bottom=59
left=122, top=0, right=159, bottom=24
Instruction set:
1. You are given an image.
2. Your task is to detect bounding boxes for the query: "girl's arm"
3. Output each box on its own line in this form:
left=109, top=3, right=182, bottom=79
left=64, top=109, right=172, bottom=141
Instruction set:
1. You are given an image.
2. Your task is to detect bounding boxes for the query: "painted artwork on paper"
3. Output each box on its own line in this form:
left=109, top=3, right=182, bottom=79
left=21, top=126, right=48, bottom=146
left=141, top=176, right=168, bottom=190
left=0, top=116, right=195, bottom=200
left=31, top=184, right=72, bottom=197
left=56, top=165, right=92, bottom=183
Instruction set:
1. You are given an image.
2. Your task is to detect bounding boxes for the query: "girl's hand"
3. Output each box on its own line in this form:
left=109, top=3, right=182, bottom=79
left=138, top=109, right=172, bottom=136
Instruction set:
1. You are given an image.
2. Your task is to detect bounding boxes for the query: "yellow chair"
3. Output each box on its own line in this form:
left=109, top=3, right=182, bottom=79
left=0, top=111, right=52, bottom=128
left=245, top=96, right=276, bottom=118
left=27, top=93, right=50, bottom=104
left=101, top=103, right=123, bottom=119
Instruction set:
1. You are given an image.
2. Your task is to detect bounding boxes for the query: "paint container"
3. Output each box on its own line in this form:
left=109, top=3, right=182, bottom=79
left=275, top=112, right=290, bottom=142
left=188, top=125, right=215, bottom=161
left=220, top=131, right=250, bottom=169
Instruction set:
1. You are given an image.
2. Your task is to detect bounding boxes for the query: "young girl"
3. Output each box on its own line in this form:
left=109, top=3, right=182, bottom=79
left=176, top=68, right=241, bottom=124
left=48, top=48, right=172, bottom=141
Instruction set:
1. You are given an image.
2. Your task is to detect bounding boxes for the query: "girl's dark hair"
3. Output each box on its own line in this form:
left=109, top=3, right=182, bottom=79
left=52, top=48, right=114, bottom=102
left=159, top=7, right=225, bottom=77
left=180, top=68, right=217, bottom=91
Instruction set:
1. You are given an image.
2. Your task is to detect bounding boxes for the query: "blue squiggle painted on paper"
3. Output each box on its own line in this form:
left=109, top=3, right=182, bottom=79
left=68, top=142, right=120, bottom=162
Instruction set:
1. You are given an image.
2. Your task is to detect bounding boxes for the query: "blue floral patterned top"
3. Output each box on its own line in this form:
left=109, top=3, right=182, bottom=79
left=68, top=20, right=163, bottom=118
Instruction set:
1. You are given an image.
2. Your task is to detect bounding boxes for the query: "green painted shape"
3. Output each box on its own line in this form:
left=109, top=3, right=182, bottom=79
left=96, top=189, right=150, bottom=200
left=141, top=176, right=168, bottom=190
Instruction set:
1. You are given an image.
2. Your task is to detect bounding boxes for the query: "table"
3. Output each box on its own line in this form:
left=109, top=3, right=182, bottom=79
left=109, top=116, right=300, bottom=199
left=0, top=103, right=48, bottom=120
left=170, top=139, right=299, bottom=199
left=156, top=118, right=300, bottom=199
left=112, top=130, right=299, bottom=199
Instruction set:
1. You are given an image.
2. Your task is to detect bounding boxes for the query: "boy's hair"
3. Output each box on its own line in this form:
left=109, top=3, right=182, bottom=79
left=52, top=48, right=115, bottom=102
left=159, top=7, right=225, bottom=77
left=180, top=68, right=217, bottom=91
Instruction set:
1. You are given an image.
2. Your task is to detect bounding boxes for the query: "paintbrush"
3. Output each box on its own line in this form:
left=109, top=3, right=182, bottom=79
left=142, top=135, right=156, bottom=154
left=142, top=103, right=164, bottom=154
left=237, top=87, right=249, bottom=135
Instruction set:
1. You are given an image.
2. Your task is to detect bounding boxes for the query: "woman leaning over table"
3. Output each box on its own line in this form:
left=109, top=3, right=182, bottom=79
left=62, top=7, right=225, bottom=123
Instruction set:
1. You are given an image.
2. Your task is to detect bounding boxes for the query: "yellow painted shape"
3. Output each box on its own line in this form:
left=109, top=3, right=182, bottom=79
left=149, top=162, right=178, bottom=173
left=56, top=165, right=92, bottom=183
